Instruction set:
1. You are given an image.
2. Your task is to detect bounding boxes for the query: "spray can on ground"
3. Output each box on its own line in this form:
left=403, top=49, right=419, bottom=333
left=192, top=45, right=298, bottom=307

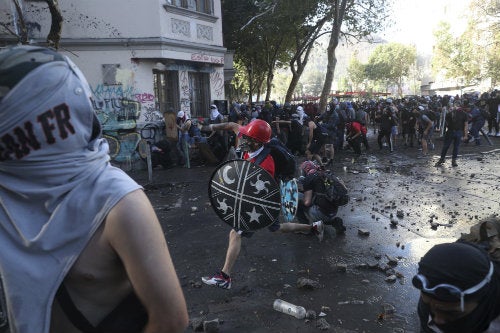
left=273, top=299, right=306, bottom=319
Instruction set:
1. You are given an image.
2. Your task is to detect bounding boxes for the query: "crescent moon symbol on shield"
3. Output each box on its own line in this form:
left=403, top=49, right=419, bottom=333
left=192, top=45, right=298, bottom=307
left=222, top=165, right=235, bottom=184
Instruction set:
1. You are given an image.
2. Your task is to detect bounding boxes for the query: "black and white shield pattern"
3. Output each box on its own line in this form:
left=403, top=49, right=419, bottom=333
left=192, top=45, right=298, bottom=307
left=209, top=159, right=281, bottom=231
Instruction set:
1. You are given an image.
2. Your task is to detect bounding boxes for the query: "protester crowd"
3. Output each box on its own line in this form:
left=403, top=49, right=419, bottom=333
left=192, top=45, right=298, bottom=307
left=185, top=90, right=499, bottom=168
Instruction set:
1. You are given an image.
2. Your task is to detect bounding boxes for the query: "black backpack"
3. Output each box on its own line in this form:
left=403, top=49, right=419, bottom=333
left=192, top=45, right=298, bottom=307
left=188, top=121, right=199, bottom=137
left=317, top=122, right=330, bottom=138
left=317, top=172, right=349, bottom=207
left=255, top=137, right=296, bottom=181
left=424, top=111, right=437, bottom=122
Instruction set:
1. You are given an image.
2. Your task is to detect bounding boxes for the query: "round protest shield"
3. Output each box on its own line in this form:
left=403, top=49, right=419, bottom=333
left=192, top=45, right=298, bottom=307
left=280, top=178, right=298, bottom=222
left=209, top=159, right=281, bottom=231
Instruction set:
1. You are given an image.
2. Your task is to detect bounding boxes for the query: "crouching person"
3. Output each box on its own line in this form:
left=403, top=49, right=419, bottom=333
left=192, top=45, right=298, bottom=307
left=296, top=161, right=346, bottom=236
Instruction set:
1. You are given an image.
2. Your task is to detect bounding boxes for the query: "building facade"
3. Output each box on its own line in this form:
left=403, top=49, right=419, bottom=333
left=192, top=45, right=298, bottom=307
left=0, top=0, right=231, bottom=167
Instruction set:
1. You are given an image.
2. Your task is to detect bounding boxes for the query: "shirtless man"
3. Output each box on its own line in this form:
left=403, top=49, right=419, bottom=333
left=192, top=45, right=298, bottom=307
left=0, top=45, right=188, bottom=333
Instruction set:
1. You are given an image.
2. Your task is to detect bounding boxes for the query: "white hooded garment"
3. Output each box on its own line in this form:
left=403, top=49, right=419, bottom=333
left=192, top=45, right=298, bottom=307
left=0, top=56, right=141, bottom=332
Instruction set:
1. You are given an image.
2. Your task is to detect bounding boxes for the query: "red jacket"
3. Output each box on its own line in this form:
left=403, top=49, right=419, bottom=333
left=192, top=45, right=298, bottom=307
left=243, top=152, right=275, bottom=178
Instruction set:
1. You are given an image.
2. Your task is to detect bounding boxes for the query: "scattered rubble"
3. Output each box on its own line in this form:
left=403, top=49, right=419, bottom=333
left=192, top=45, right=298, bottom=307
left=358, top=229, right=370, bottom=236
left=305, top=309, right=317, bottom=320
left=296, top=277, right=322, bottom=290
left=203, top=318, right=220, bottom=333
left=316, top=318, right=331, bottom=330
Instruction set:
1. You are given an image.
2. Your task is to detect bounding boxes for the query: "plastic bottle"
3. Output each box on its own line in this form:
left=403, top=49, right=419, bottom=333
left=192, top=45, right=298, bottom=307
left=273, top=299, right=306, bottom=319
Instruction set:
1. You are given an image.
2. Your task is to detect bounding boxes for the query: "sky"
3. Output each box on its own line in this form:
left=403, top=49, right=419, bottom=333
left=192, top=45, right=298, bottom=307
left=382, top=0, right=472, bottom=54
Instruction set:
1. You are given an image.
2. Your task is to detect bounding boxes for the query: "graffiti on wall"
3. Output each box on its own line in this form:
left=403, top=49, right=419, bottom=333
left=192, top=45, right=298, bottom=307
left=92, top=83, right=163, bottom=169
left=179, top=71, right=191, bottom=115
left=191, top=53, right=224, bottom=64
left=210, top=69, right=224, bottom=99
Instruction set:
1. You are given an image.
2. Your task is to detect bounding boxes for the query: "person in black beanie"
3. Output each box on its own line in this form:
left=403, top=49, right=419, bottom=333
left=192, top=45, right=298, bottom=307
left=412, top=242, right=500, bottom=333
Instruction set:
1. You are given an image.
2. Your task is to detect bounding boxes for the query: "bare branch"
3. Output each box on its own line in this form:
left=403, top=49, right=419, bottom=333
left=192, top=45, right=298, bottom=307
left=0, top=22, right=21, bottom=40
left=44, top=0, right=63, bottom=49
left=12, top=0, right=28, bottom=43
left=240, top=2, right=277, bottom=31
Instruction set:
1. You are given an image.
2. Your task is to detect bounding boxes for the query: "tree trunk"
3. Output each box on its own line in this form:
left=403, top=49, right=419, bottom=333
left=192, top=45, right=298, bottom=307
left=283, top=17, right=328, bottom=104
left=284, top=44, right=314, bottom=103
left=285, top=72, right=301, bottom=103
left=45, top=0, right=63, bottom=49
left=397, top=77, right=403, bottom=97
left=319, top=0, right=348, bottom=113
left=248, top=66, right=253, bottom=105
left=12, top=0, right=27, bottom=43
left=265, top=72, right=274, bottom=102
left=319, top=38, right=339, bottom=113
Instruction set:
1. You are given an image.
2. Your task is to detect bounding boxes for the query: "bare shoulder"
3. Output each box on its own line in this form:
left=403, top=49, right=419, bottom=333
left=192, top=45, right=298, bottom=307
left=50, top=190, right=150, bottom=331
left=104, top=189, right=189, bottom=332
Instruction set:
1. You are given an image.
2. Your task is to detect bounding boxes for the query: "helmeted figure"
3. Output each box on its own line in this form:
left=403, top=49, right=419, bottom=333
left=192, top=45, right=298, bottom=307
left=239, top=119, right=272, bottom=143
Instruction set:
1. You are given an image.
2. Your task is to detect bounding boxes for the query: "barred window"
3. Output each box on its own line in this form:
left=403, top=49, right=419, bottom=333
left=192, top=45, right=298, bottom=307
left=189, top=72, right=210, bottom=118
left=153, top=70, right=179, bottom=114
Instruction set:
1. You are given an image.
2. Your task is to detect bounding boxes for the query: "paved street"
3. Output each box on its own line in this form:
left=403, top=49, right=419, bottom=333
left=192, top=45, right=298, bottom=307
left=129, top=135, right=500, bottom=333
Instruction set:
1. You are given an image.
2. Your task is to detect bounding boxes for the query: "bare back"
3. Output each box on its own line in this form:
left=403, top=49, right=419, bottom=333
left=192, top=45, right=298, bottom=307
left=50, top=214, right=134, bottom=332
left=50, top=189, right=188, bottom=333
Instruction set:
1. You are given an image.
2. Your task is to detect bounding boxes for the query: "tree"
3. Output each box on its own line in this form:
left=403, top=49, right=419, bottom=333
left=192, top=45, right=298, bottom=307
left=469, top=0, right=500, bottom=87
left=365, top=43, right=416, bottom=97
left=430, top=22, right=455, bottom=79
left=283, top=2, right=331, bottom=103
left=318, top=0, right=392, bottom=112
left=222, top=0, right=325, bottom=104
left=431, top=20, right=480, bottom=85
left=487, top=31, right=500, bottom=86
left=223, top=0, right=391, bottom=107
left=346, top=54, right=366, bottom=91
left=0, top=0, right=62, bottom=48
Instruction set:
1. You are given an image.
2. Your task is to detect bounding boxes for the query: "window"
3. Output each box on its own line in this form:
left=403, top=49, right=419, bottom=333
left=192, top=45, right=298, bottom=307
left=166, top=0, right=213, bottom=15
left=153, top=70, right=179, bottom=115
left=189, top=72, right=210, bottom=117
left=196, top=0, right=213, bottom=14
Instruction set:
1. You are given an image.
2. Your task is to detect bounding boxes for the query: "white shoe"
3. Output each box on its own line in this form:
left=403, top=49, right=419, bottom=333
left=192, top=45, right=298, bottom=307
left=496, top=133, right=500, bottom=137
left=312, top=221, right=324, bottom=242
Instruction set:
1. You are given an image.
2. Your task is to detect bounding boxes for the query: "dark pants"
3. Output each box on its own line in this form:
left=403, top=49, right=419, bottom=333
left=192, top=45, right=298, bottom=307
left=402, top=126, right=416, bottom=147
left=377, top=129, right=392, bottom=151
left=440, top=130, right=462, bottom=160
left=361, top=133, right=369, bottom=150
left=347, top=136, right=362, bottom=155
left=470, top=120, right=485, bottom=143
left=488, top=114, right=499, bottom=133
left=336, top=124, right=345, bottom=150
